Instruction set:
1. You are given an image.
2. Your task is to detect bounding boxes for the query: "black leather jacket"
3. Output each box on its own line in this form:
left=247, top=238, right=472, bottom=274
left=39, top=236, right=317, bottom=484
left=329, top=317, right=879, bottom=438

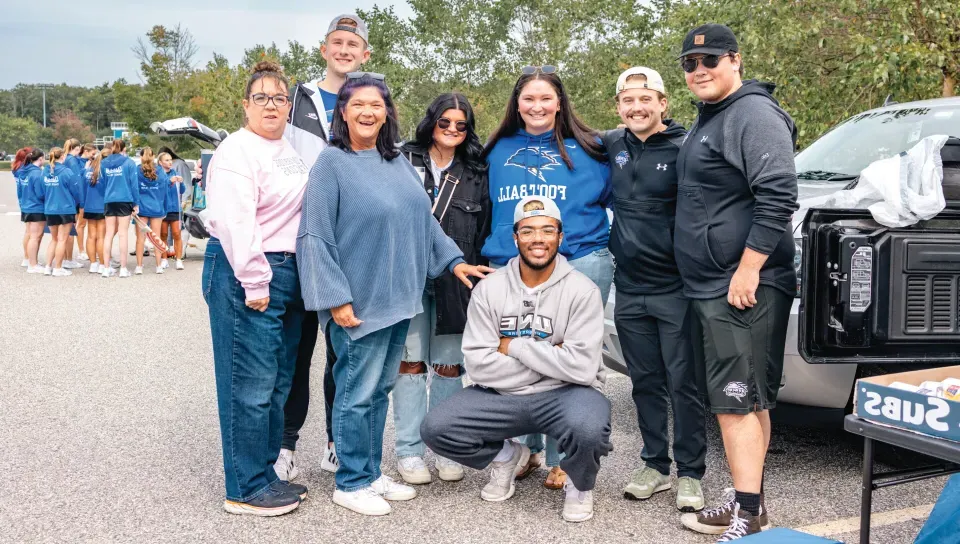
left=401, top=142, right=491, bottom=335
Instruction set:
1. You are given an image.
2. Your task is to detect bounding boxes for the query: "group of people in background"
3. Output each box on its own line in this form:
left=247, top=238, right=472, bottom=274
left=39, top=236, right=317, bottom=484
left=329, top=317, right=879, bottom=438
left=194, top=14, right=798, bottom=543
left=13, top=139, right=195, bottom=277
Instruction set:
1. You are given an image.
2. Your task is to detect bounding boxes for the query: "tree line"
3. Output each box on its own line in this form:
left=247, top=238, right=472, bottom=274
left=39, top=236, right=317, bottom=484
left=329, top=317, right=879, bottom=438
left=2, top=0, right=956, bottom=159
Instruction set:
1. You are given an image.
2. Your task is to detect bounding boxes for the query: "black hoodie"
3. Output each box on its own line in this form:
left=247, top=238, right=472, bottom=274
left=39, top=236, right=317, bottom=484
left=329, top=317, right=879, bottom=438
left=602, top=120, right=687, bottom=295
left=674, top=80, right=799, bottom=299
left=288, top=82, right=328, bottom=141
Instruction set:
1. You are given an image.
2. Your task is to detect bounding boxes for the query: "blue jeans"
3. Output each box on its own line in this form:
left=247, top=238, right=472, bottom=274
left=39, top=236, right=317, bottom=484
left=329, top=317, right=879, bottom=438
left=202, top=239, right=304, bottom=502
left=394, top=293, right=464, bottom=459
left=520, top=247, right=614, bottom=465
left=329, top=320, right=411, bottom=491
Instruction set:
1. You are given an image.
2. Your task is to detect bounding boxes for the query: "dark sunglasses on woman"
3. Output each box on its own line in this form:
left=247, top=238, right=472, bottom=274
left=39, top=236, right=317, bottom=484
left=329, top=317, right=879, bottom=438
left=520, top=65, right=557, bottom=75
left=346, top=71, right=386, bottom=81
left=437, top=118, right=468, bottom=133
left=680, top=53, right=734, bottom=73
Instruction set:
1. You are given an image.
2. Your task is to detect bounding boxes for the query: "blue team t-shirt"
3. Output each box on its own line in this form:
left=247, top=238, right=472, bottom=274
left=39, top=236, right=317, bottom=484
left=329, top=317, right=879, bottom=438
left=319, top=88, right=337, bottom=123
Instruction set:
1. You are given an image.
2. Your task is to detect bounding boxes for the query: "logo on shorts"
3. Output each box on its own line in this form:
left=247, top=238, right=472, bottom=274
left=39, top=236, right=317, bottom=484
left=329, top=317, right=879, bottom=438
left=723, top=381, right=748, bottom=402
left=615, top=150, right=630, bottom=169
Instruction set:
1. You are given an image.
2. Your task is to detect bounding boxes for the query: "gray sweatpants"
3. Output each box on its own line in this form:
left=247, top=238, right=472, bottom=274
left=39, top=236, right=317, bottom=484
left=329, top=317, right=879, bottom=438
left=420, top=384, right=613, bottom=491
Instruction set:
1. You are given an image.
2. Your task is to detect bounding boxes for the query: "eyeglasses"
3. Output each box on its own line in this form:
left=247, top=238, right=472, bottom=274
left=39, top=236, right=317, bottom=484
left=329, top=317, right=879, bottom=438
left=346, top=71, right=386, bottom=81
left=250, top=93, right=290, bottom=107
left=680, top=54, right=733, bottom=73
left=437, top=118, right=468, bottom=133
left=517, top=226, right=560, bottom=240
left=520, top=65, right=557, bottom=76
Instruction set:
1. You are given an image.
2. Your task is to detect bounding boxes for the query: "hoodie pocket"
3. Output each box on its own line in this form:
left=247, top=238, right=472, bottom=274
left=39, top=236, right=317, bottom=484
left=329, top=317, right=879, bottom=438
left=611, top=199, right=675, bottom=274
left=676, top=185, right=726, bottom=273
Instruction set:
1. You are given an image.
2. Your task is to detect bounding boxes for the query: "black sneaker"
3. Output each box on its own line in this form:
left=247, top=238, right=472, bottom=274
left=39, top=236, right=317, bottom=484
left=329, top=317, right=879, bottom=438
left=716, top=503, right=762, bottom=542
left=223, top=487, right=300, bottom=517
left=271, top=479, right=308, bottom=500
left=681, top=488, right=770, bottom=535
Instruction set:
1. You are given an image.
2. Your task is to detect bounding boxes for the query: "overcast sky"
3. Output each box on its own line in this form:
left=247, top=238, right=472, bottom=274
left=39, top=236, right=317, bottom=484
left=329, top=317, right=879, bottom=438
left=0, top=0, right=412, bottom=89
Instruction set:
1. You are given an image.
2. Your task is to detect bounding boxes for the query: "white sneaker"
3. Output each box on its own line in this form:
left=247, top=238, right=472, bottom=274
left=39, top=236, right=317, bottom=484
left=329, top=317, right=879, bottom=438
left=481, top=441, right=529, bottom=502
left=101, top=266, right=117, bottom=278
left=63, top=260, right=82, bottom=269
left=134, top=266, right=143, bottom=275
left=370, top=475, right=417, bottom=501
left=110, top=259, right=121, bottom=268
left=21, top=259, right=29, bottom=267
left=160, top=259, right=169, bottom=270
left=332, top=487, right=391, bottom=516
left=43, top=266, right=52, bottom=276
left=321, top=443, right=339, bottom=473
left=52, top=268, right=72, bottom=277
left=89, top=263, right=100, bottom=274
left=397, top=457, right=432, bottom=485
left=562, top=480, right=594, bottom=522
left=175, top=259, right=184, bottom=270
left=436, top=456, right=465, bottom=482
left=274, top=448, right=300, bottom=482
left=78, top=252, right=90, bottom=261
left=156, top=266, right=164, bottom=274
left=27, top=265, right=46, bottom=274
left=119, top=268, right=130, bottom=278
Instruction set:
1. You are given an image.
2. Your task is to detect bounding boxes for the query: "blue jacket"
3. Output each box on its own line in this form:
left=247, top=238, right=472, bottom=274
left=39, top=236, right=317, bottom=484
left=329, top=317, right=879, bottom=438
left=137, top=165, right=167, bottom=218
left=162, top=167, right=186, bottom=214
left=482, top=129, right=612, bottom=266
left=42, top=163, right=83, bottom=215
left=100, top=154, right=140, bottom=206
left=14, top=166, right=28, bottom=207
left=82, top=164, right=107, bottom=214
left=19, top=164, right=46, bottom=214
left=65, top=154, right=84, bottom=178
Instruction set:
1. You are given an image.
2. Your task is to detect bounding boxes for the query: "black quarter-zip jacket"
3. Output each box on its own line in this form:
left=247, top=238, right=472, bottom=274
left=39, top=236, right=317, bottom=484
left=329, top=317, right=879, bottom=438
left=602, top=120, right=687, bottom=295
left=674, top=80, right=800, bottom=299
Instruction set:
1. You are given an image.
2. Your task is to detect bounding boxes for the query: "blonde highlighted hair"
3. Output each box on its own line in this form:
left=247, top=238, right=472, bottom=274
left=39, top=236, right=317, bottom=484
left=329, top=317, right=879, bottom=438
left=140, top=147, right=157, bottom=180
left=48, top=147, right=65, bottom=168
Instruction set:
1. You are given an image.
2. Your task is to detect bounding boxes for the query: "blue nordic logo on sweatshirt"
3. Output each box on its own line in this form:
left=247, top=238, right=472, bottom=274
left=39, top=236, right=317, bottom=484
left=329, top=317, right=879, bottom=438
left=615, top=150, right=630, bottom=169
left=505, top=146, right=563, bottom=182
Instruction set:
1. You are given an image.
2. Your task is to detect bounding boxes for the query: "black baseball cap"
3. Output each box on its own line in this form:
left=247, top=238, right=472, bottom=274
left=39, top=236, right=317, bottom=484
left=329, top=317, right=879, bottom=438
left=678, top=23, right=739, bottom=59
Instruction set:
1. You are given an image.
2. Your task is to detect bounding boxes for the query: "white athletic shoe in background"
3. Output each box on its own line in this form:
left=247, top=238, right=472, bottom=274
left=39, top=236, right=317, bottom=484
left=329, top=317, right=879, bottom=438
left=63, top=260, right=82, bottom=269
left=89, top=263, right=100, bottom=274
left=274, top=449, right=300, bottom=482
left=101, top=267, right=116, bottom=278
left=175, top=259, right=184, bottom=270
left=43, top=266, right=52, bottom=276
left=52, top=268, right=72, bottom=277
left=110, top=259, right=121, bottom=268
left=160, top=259, right=169, bottom=270
left=134, top=266, right=143, bottom=275
left=78, top=252, right=90, bottom=261
left=321, top=443, right=339, bottom=473
left=119, top=268, right=130, bottom=278
left=27, top=265, right=46, bottom=274
left=21, top=259, right=29, bottom=267
left=155, top=266, right=164, bottom=274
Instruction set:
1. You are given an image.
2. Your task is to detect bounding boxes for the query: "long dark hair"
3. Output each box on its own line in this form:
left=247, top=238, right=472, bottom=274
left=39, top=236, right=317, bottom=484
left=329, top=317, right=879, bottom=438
left=482, top=71, right=605, bottom=169
left=412, top=93, right=486, bottom=173
left=330, top=75, right=401, bottom=161
left=158, top=146, right=182, bottom=162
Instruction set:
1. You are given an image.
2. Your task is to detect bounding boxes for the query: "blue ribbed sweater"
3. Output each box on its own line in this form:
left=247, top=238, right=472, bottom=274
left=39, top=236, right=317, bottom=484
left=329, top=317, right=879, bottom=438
left=297, top=147, right=465, bottom=340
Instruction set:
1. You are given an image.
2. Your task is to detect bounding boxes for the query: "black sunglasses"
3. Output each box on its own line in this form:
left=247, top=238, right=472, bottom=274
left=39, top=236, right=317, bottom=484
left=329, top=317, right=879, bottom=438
left=520, top=65, right=557, bottom=76
left=680, top=54, right=734, bottom=73
left=346, top=71, right=386, bottom=81
left=437, top=118, right=468, bottom=133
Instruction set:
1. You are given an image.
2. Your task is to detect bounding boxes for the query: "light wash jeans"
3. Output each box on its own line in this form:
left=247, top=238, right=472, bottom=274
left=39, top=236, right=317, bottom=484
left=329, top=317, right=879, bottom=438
left=393, top=293, right=464, bottom=459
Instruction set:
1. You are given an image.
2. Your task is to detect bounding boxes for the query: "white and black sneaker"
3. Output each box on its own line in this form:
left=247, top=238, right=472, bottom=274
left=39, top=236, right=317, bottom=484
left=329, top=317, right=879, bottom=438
left=274, top=448, right=300, bottom=482
left=321, top=443, right=339, bottom=473
left=715, top=504, right=762, bottom=542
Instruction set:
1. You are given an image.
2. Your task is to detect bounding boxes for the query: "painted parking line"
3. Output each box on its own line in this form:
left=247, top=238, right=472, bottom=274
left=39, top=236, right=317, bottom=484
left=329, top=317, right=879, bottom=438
left=4, top=212, right=19, bottom=216
left=795, top=503, right=933, bottom=537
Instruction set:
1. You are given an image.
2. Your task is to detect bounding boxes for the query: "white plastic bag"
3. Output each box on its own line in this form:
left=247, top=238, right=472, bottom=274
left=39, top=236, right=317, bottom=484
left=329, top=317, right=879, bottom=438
left=822, top=135, right=949, bottom=227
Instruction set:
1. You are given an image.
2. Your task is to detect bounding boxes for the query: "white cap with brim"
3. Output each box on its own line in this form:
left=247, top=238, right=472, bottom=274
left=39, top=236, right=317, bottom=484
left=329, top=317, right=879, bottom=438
left=615, top=67, right=666, bottom=98
left=514, top=196, right=563, bottom=226
left=326, top=13, right=369, bottom=45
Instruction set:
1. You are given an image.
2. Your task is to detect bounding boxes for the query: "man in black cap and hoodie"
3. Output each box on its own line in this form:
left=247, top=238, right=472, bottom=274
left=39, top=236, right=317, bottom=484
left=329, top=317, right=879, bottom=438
left=673, top=23, right=798, bottom=541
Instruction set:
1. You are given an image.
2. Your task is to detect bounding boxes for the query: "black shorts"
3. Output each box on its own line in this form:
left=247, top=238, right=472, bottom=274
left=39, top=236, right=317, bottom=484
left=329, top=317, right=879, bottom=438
left=22, top=212, right=45, bottom=223
left=84, top=212, right=105, bottom=221
left=105, top=202, right=134, bottom=217
left=45, top=214, right=77, bottom=226
left=164, top=212, right=181, bottom=222
left=692, top=285, right=793, bottom=415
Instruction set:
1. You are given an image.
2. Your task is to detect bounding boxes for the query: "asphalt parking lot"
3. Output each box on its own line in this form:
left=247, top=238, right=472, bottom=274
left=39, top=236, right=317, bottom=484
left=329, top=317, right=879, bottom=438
left=0, top=172, right=948, bottom=543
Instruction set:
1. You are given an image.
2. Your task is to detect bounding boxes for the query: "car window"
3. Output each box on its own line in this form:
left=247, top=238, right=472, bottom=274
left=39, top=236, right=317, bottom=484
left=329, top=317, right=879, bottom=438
left=795, top=104, right=960, bottom=178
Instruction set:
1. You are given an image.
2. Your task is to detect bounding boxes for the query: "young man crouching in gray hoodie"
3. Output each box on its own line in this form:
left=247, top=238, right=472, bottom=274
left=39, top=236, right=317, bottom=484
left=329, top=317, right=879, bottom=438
left=421, top=196, right=613, bottom=523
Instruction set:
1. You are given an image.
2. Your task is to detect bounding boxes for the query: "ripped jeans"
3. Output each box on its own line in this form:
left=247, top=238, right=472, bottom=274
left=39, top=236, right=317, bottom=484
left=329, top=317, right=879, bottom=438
left=393, top=293, right=465, bottom=459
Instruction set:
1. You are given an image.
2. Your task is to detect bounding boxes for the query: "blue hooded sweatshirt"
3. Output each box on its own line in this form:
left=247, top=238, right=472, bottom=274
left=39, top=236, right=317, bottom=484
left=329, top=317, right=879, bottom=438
left=65, top=154, right=84, bottom=178
left=162, top=167, right=186, bottom=215
left=100, top=154, right=140, bottom=206
left=82, top=164, right=107, bottom=214
left=19, top=164, right=46, bottom=214
left=137, top=165, right=167, bottom=218
left=482, top=129, right=612, bottom=266
left=42, top=163, right=83, bottom=215
left=15, top=165, right=28, bottom=207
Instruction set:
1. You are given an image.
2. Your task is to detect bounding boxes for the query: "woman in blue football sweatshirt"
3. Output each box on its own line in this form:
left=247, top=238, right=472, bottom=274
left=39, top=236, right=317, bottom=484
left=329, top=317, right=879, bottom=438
left=100, top=139, right=140, bottom=278
left=42, top=147, right=84, bottom=277
left=14, top=147, right=33, bottom=267
left=158, top=151, right=186, bottom=270
left=134, top=147, right=167, bottom=275
left=20, top=149, right=47, bottom=273
left=480, top=66, right=614, bottom=488
left=83, top=148, right=108, bottom=274
left=62, top=139, right=85, bottom=268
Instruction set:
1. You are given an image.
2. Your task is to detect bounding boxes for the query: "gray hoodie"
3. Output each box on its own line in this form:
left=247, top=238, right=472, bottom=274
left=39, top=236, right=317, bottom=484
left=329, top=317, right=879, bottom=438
left=462, top=254, right=606, bottom=395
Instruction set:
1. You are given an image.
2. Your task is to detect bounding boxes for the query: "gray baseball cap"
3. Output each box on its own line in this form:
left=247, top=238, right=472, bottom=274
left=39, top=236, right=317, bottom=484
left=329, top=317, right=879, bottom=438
left=326, top=13, right=369, bottom=45
left=514, top=196, right=562, bottom=226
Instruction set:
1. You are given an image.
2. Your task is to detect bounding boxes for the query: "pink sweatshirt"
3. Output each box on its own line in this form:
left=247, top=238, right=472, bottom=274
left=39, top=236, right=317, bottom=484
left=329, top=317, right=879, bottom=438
left=206, top=128, right=309, bottom=301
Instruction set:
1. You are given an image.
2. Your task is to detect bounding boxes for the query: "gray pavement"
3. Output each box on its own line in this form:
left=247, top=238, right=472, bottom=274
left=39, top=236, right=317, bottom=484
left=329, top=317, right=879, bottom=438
left=0, top=172, right=948, bottom=543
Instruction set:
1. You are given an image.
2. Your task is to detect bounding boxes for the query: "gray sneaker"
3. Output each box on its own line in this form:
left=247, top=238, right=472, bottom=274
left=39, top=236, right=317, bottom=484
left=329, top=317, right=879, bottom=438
left=623, top=466, right=671, bottom=500
left=677, top=477, right=705, bottom=512
left=481, top=441, right=530, bottom=502
left=562, top=480, right=594, bottom=522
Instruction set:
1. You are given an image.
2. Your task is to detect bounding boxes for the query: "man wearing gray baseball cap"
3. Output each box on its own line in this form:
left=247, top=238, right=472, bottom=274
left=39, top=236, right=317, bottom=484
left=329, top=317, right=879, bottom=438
left=421, top=196, right=613, bottom=523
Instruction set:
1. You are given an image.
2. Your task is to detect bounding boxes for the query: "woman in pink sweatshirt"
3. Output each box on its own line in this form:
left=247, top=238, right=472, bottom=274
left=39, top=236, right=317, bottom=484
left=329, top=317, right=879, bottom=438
left=202, top=60, right=316, bottom=518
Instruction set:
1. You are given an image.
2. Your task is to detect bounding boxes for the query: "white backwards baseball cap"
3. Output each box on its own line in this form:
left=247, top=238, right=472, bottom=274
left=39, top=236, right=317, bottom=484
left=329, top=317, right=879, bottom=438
left=615, top=67, right=666, bottom=97
left=514, top=196, right=562, bottom=226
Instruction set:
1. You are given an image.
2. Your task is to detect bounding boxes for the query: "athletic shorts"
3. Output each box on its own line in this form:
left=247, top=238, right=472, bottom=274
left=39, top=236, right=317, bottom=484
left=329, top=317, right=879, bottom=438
left=45, top=214, right=77, bottom=226
left=105, top=202, right=134, bottom=217
left=692, top=285, right=793, bottom=415
left=164, top=212, right=181, bottom=222
left=22, top=212, right=45, bottom=223
left=84, top=212, right=105, bottom=221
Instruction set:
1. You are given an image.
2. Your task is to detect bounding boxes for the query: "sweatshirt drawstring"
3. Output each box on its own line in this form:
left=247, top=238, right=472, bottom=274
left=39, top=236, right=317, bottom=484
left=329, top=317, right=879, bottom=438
left=531, top=288, right=543, bottom=339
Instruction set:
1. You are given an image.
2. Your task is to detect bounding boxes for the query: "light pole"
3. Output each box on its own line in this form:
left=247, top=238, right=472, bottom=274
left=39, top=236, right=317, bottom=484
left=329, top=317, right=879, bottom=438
left=37, top=83, right=54, bottom=127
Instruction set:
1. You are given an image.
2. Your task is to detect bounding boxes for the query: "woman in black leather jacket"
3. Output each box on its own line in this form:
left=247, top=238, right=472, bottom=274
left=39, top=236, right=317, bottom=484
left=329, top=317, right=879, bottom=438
left=393, top=93, right=491, bottom=485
